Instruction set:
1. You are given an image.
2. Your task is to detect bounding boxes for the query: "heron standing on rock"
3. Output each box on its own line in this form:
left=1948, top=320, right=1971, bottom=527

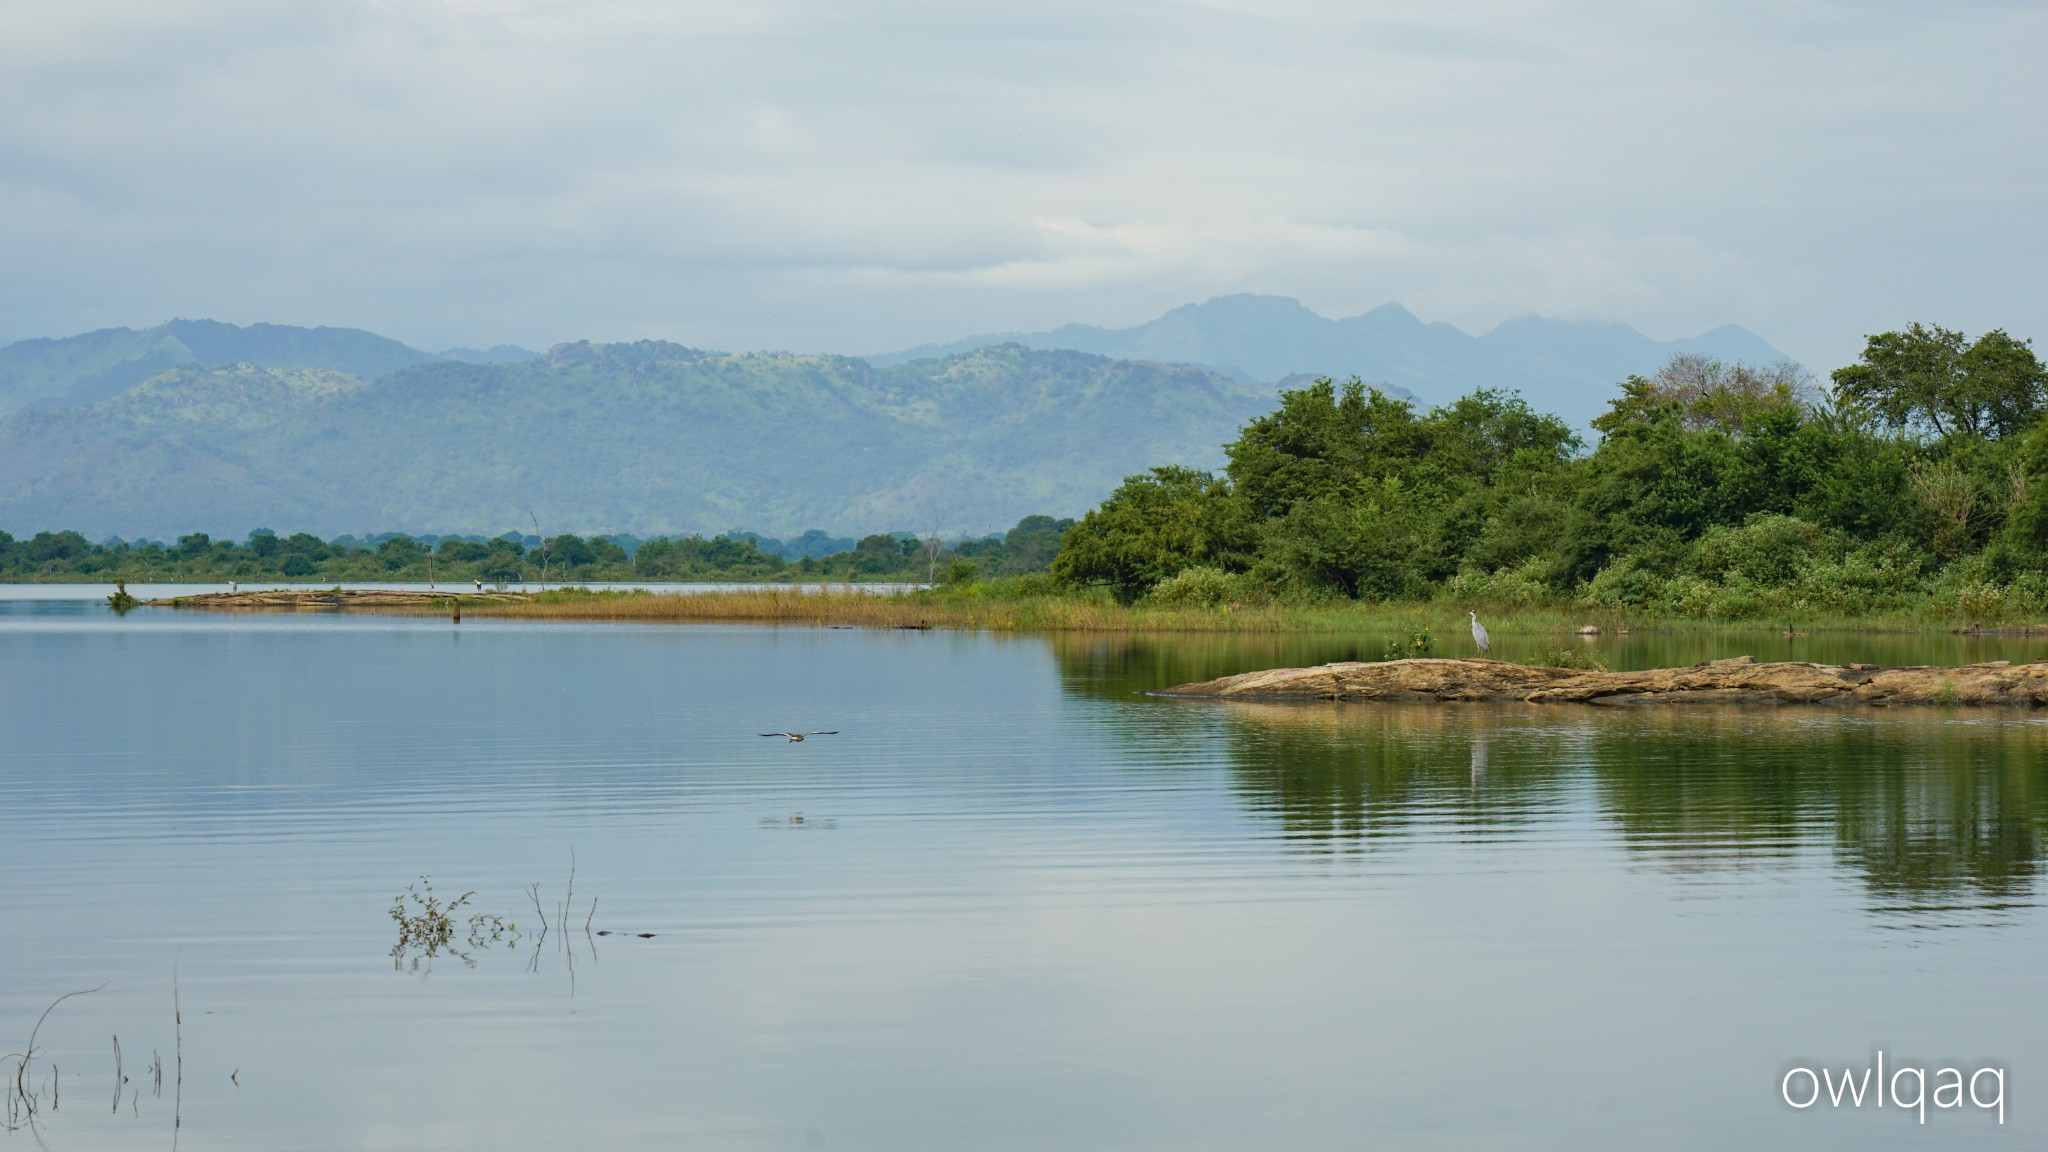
left=1468, top=611, right=1490, bottom=654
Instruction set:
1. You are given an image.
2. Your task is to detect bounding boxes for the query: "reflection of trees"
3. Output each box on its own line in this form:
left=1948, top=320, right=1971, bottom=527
left=1221, top=702, right=2048, bottom=909
left=1048, top=633, right=1381, bottom=704
left=1577, top=712, right=2048, bottom=909
left=1052, top=633, right=2048, bottom=912
left=1215, top=703, right=1569, bottom=851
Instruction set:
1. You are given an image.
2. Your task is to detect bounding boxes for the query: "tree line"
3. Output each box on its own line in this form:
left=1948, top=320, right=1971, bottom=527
left=1050, top=323, right=2048, bottom=620
left=0, top=516, right=1075, bottom=585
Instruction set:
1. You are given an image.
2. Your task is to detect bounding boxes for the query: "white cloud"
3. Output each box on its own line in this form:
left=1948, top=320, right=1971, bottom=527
left=0, top=0, right=2043, bottom=367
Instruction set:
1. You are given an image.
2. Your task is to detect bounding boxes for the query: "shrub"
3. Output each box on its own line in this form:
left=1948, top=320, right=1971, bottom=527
left=1536, top=648, right=1608, bottom=672
left=1954, top=581, right=2007, bottom=624
left=1379, top=629, right=1433, bottom=661
left=1577, top=558, right=1666, bottom=609
left=1143, top=566, right=1248, bottom=608
left=1689, top=514, right=1840, bottom=586
left=1441, top=560, right=1555, bottom=607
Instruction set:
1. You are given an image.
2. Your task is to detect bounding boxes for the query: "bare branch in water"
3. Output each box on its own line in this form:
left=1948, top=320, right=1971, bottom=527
left=4, top=981, right=108, bottom=1132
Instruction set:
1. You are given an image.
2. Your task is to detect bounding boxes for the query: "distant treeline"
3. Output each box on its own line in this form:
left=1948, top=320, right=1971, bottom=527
left=0, top=516, right=1074, bottom=584
left=1050, top=323, right=2048, bottom=620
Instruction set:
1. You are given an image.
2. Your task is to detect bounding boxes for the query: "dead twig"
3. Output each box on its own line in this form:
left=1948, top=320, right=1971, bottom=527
left=4, top=982, right=107, bottom=1132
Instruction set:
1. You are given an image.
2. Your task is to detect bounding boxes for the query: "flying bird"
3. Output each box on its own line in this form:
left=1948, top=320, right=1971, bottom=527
left=762, top=731, right=838, bottom=742
left=1468, top=610, right=1490, bottom=654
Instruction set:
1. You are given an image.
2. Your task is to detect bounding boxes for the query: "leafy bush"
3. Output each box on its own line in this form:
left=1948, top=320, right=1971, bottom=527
left=1689, top=515, right=1840, bottom=586
left=1441, top=561, right=1555, bottom=606
left=1577, top=558, right=1666, bottom=609
left=1143, top=566, right=1250, bottom=608
left=1379, top=628, right=1433, bottom=661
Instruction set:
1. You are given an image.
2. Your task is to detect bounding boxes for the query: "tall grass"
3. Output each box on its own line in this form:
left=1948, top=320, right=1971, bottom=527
left=443, top=586, right=2008, bottom=634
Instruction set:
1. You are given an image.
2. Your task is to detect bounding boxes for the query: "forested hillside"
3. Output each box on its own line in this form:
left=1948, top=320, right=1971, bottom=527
left=0, top=319, right=437, bottom=415
left=0, top=342, right=1273, bottom=540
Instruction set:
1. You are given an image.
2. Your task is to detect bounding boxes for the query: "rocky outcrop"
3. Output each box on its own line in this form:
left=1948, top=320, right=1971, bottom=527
left=1153, top=656, right=2048, bottom=708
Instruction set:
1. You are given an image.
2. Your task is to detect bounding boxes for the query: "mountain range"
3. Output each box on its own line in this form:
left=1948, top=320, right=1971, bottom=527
left=0, top=341, right=1273, bottom=540
left=0, top=319, right=537, bottom=418
left=0, top=299, right=1788, bottom=538
left=875, top=294, right=1784, bottom=429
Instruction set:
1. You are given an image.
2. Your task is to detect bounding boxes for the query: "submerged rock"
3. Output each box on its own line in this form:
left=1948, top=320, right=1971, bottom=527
left=1152, top=656, right=2048, bottom=708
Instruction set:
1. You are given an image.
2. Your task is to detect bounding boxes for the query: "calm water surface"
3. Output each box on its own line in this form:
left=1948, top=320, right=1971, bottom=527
left=4, top=594, right=2046, bottom=1149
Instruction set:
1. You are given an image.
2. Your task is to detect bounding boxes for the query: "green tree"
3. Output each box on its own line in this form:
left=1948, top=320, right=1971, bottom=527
left=376, top=535, right=429, bottom=570
left=587, top=537, right=630, bottom=568
left=1262, top=478, right=1428, bottom=599
left=437, top=539, right=492, bottom=564
left=545, top=534, right=596, bottom=569
left=1999, top=420, right=2048, bottom=567
left=27, top=530, right=91, bottom=564
left=1051, top=466, right=1255, bottom=602
left=1831, top=324, right=2047, bottom=440
left=1225, top=378, right=1423, bottom=520
left=999, top=515, right=1075, bottom=573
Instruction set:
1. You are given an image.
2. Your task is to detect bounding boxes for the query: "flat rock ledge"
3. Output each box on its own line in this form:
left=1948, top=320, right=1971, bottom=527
left=1151, top=656, right=2048, bottom=708
left=151, top=589, right=532, bottom=610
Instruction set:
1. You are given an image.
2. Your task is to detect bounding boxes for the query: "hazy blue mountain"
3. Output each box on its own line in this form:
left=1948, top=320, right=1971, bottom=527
left=437, top=344, right=541, bottom=364
left=874, top=294, right=1787, bottom=427
left=0, top=343, right=1278, bottom=540
left=0, top=319, right=438, bottom=417
left=0, top=299, right=1795, bottom=538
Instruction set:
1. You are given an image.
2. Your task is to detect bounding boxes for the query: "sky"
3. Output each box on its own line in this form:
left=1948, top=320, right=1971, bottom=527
left=1, top=0, right=2043, bottom=372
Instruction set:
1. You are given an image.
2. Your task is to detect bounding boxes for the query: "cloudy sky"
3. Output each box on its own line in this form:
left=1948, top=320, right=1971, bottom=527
left=2, top=0, right=2042, bottom=370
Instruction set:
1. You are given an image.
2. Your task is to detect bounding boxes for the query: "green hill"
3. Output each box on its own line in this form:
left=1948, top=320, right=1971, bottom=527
left=0, top=319, right=436, bottom=415
left=0, top=342, right=1276, bottom=539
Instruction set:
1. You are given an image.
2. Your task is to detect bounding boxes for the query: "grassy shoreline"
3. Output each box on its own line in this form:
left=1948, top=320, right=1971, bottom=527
left=419, top=586, right=2032, bottom=635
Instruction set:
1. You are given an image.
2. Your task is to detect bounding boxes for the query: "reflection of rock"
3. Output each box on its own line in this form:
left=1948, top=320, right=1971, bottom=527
left=1156, top=656, right=2048, bottom=707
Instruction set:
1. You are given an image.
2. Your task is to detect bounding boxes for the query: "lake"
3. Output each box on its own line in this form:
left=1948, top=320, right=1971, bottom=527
left=4, top=590, right=2045, bottom=1149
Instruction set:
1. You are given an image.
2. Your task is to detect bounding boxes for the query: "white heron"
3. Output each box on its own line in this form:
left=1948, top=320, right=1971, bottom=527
left=1468, top=610, right=1490, bottom=654
left=761, top=731, right=838, bottom=742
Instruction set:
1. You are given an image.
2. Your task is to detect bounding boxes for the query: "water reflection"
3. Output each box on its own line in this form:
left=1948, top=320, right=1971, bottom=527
left=1200, top=703, right=1567, bottom=850
left=1220, top=704, right=2048, bottom=918
left=1054, top=635, right=2048, bottom=919
left=1575, top=711, right=2048, bottom=911
left=4, top=615, right=2045, bottom=1148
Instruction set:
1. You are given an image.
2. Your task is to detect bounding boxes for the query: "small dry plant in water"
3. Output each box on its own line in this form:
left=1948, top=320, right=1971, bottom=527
left=389, top=876, right=516, bottom=971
